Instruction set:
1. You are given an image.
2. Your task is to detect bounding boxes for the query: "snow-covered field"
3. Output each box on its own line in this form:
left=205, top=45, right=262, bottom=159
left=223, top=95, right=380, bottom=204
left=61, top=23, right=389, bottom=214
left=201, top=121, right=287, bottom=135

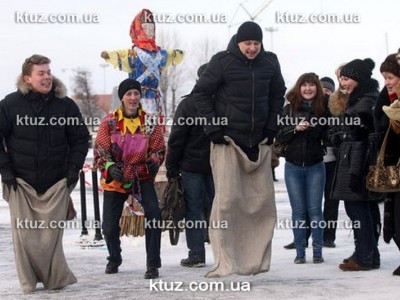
left=1, top=157, right=400, bottom=300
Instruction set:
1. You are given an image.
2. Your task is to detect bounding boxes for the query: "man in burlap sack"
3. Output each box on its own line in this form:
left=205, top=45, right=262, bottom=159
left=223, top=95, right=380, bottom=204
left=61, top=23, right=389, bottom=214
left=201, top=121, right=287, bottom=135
left=0, top=54, right=89, bottom=293
left=193, top=21, right=286, bottom=277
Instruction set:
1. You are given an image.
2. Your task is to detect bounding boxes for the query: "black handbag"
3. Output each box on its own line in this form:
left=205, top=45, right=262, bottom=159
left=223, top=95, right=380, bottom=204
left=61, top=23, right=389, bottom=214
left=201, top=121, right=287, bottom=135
left=159, top=176, right=186, bottom=245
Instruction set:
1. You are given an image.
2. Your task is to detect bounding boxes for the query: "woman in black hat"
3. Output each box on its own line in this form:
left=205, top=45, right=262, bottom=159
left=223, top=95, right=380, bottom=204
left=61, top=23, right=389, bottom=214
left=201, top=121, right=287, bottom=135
left=330, top=58, right=381, bottom=271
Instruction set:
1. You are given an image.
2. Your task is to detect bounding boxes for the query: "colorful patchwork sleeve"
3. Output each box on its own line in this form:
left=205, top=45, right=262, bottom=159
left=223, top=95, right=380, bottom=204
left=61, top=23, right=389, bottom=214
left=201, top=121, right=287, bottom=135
left=94, top=116, right=113, bottom=174
left=148, top=124, right=166, bottom=167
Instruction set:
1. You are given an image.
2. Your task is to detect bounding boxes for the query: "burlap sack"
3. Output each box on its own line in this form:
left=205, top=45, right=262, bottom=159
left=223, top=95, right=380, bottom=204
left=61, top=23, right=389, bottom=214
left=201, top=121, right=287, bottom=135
left=2, top=178, right=77, bottom=293
left=205, top=137, right=276, bottom=278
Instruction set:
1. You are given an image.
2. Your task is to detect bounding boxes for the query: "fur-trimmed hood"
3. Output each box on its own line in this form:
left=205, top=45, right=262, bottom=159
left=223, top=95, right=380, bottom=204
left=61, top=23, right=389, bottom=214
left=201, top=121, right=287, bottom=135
left=16, top=75, right=67, bottom=98
left=328, top=89, right=349, bottom=117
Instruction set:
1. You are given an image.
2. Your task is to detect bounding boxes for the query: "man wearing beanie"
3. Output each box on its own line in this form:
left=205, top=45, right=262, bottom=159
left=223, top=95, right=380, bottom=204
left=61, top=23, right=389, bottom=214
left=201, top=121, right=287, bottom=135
left=320, top=77, right=335, bottom=95
left=192, top=21, right=286, bottom=277
left=94, top=78, right=166, bottom=279
left=330, top=58, right=382, bottom=271
left=374, top=52, right=400, bottom=276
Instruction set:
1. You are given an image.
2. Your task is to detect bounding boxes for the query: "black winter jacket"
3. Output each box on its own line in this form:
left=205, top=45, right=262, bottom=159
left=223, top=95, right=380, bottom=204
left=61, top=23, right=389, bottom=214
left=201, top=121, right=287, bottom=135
left=330, top=79, right=382, bottom=201
left=193, top=35, right=286, bottom=149
left=166, top=95, right=212, bottom=175
left=276, top=102, right=328, bottom=167
left=0, top=77, right=90, bottom=193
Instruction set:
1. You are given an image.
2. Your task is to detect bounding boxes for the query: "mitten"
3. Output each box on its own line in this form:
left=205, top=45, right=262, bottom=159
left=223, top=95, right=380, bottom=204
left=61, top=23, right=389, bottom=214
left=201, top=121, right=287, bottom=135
left=209, top=131, right=228, bottom=145
left=107, top=165, right=123, bottom=182
left=166, top=167, right=180, bottom=180
left=146, top=159, right=159, bottom=178
left=0, top=167, right=17, bottom=191
left=383, top=198, right=394, bottom=244
left=264, top=129, right=276, bottom=146
left=349, top=175, right=362, bottom=193
left=67, top=164, right=80, bottom=187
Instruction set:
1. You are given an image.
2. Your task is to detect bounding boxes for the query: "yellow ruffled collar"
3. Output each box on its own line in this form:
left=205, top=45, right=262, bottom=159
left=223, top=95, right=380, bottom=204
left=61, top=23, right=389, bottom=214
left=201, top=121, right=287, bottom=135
left=115, top=107, right=143, bottom=135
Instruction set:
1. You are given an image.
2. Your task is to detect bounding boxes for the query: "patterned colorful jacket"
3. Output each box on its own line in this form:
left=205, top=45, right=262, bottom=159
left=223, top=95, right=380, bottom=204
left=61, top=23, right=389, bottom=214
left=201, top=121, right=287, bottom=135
left=94, top=107, right=165, bottom=194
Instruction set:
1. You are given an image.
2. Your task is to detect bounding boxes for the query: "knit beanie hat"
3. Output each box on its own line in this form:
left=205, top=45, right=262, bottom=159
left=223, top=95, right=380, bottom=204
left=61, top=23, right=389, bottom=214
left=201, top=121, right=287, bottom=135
left=197, top=63, right=208, bottom=78
left=320, top=77, right=335, bottom=93
left=380, top=53, right=400, bottom=77
left=236, top=21, right=263, bottom=43
left=118, top=78, right=142, bottom=100
left=340, top=58, right=375, bottom=83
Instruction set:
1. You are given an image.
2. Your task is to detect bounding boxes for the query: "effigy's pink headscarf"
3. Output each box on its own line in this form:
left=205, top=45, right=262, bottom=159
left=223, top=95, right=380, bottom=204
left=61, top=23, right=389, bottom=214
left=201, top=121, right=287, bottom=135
left=129, top=9, right=160, bottom=52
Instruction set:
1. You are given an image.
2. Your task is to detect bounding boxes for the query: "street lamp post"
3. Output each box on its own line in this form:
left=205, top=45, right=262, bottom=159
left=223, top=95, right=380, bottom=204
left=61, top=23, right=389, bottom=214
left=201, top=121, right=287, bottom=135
left=99, top=63, right=109, bottom=94
left=264, top=27, right=278, bottom=52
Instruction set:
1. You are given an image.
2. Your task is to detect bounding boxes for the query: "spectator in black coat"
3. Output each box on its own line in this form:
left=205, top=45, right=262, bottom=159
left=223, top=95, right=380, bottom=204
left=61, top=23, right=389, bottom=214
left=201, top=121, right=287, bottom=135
left=166, top=64, right=214, bottom=268
left=329, top=58, right=381, bottom=271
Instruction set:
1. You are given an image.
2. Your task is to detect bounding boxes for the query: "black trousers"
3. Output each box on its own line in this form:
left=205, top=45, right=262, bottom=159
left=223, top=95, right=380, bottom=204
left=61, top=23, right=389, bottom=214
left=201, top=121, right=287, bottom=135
left=323, top=161, right=340, bottom=242
left=102, top=180, right=162, bottom=268
left=345, top=201, right=380, bottom=267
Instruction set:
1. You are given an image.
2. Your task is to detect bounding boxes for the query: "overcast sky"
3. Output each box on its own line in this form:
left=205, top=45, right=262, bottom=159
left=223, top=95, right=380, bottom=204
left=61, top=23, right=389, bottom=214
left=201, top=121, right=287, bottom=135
left=0, top=0, right=399, bottom=100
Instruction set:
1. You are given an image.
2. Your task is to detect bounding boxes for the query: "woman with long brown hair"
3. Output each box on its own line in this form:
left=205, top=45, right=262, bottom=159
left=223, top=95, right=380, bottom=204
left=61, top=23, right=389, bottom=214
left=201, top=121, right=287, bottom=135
left=276, top=72, right=329, bottom=264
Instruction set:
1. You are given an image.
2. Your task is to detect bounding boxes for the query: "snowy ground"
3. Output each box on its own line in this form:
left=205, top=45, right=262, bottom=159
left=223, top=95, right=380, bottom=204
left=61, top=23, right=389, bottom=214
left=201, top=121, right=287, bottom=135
left=1, top=157, right=400, bottom=300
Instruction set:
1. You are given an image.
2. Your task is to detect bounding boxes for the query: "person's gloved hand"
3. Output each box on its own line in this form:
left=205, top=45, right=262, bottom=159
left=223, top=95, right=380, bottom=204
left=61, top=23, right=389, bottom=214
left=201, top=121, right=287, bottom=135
left=166, top=168, right=180, bottom=180
left=209, top=131, right=229, bottom=145
left=349, top=175, right=362, bottom=193
left=264, top=129, right=276, bottom=146
left=67, top=164, right=80, bottom=187
left=383, top=198, right=394, bottom=244
left=0, top=167, right=17, bottom=191
left=146, top=159, right=160, bottom=178
left=330, top=132, right=343, bottom=147
left=107, top=165, right=124, bottom=182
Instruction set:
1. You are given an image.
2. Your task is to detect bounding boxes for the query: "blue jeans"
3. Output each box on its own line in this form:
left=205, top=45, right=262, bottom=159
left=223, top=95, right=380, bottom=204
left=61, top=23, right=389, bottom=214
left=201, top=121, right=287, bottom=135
left=285, top=161, right=325, bottom=258
left=102, top=180, right=162, bottom=268
left=181, top=171, right=215, bottom=256
left=344, top=201, right=380, bottom=267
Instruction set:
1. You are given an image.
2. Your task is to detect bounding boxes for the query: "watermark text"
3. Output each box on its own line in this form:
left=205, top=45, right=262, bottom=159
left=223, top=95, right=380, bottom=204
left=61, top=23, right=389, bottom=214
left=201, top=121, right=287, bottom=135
left=276, top=11, right=361, bottom=24
left=145, top=219, right=228, bottom=230
left=147, top=13, right=227, bottom=24
left=276, top=218, right=359, bottom=230
left=15, top=11, right=100, bottom=24
left=277, top=115, right=361, bottom=127
left=16, top=218, right=100, bottom=230
left=149, top=279, right=251, bottom=292
left=15, top=115, right=101, bottom=126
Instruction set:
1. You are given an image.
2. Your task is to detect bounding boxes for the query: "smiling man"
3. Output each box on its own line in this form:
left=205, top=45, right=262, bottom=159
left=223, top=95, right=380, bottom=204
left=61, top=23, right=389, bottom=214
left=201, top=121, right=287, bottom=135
left=192, top=21, right=286, bottom=278
left=0, top=54, right=89, bottom=293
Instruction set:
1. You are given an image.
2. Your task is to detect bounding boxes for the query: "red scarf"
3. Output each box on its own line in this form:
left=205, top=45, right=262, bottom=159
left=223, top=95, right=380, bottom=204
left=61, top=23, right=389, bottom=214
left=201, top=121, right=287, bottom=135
left=129, top=9, right=160, bottom=52
left=389, top=92, right=398, bottom=103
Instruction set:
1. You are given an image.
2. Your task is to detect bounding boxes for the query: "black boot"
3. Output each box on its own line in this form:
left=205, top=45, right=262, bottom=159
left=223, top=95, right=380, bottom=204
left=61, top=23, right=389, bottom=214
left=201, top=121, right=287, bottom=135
left=144, top=267, right=159, bottom=279
left=272, top=168, right=278, bottom=182
left=105, top=260, right=122, bottom=274
left=180, top=252, right=205, bottom=267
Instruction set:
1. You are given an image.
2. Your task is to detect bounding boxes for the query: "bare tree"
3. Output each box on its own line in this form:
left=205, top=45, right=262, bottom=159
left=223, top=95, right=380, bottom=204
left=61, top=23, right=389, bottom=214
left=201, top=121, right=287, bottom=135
left=157, top=30, right=187, bottom=117
left=72, top=68, right=103, bottom=132
left=157, top=30, right=223, bottom=117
